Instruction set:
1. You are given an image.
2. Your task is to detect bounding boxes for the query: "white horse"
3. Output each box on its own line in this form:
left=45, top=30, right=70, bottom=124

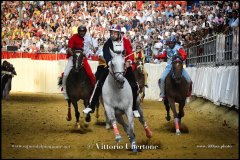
left=102, top=49, right=137, bottom=152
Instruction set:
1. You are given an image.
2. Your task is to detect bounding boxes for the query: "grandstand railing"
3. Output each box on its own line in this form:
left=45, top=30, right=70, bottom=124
left=186, top=27, right=239, bottom=67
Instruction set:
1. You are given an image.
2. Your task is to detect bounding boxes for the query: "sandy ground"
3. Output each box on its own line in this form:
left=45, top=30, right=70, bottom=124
left=1, top=93, right=239, bottom=159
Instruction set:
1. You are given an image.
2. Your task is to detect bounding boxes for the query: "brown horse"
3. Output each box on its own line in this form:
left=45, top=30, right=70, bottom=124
left=58, top=50, right=93, bottom=128
left=133, top=58, right=146, bottom=102
left=163, top=55, right=189, bottom=135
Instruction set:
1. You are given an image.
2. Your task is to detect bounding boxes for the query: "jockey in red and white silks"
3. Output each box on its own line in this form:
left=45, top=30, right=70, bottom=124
left=155, top=35, right=191, bottom=102
left=62, top=25, right=96, bottom=100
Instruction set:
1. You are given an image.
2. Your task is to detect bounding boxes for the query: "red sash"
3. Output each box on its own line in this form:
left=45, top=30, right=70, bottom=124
left=83, top=57, right=96, bottom=87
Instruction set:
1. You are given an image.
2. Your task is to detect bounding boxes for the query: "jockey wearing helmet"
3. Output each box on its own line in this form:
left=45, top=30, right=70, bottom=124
left=83, top=24, right=141, bottom=118
left=154, top=35, right=191, bottom=102
left=62, top=25, right=96, bottom=100
left=134, top=42, right=148, bottom=88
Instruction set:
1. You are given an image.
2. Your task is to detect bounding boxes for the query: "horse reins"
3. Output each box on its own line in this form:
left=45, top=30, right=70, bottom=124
left=109, top=61, right=125, bottom=83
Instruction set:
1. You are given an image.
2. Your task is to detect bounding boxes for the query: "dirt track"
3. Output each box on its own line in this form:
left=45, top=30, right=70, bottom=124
left=1, top=93, right=239, bottom=159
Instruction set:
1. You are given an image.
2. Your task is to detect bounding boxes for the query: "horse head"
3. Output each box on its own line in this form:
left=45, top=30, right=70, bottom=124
left=135, top=58, right=144, bottom=74
left=171, top=55, right=183, bottom=84
left=109, top=48, right=125, bottom=89
left=72, top=49, right=84, bottom=72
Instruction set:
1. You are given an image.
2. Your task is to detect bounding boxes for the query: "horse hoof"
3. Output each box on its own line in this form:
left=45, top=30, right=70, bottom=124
left=105, top=123, right=111, bottom=130
left=165, top=116, right=171, bottom=121
left=176, top=129, right=181, bottom=135
left=145, top=128, right=152, bottom=138
left=66, top=116, right=72, bottom=121
left=132, top=148, right=138, bottom=153
left=84, top=121, right=89, bottom=128
left=115, top=135, right=122, bottom=142
left=85, top=114, right=91, bottom=122
left=131, top=141, right=138, bottom=152
left=75, top=123, right=80, bottom=129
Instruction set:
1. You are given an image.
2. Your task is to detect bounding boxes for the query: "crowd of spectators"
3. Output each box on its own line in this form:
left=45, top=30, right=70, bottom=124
left=1, top=1, right=239, bottom=63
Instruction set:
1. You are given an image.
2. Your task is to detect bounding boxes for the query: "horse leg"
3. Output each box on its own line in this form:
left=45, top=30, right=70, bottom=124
left=105, top=110, right=112, bottom=129
left=105, top=105, right=122, bottom=142
left=72, top=101, right=80, bottom=129
left=168, top=99, right=181, bottom=135
left=125, top=107, right=137, bottom=152
left=178, top=101, right=186, bottom=125
left=83, top=100, right=91, bottom=123
left=95, top=100, right=100, bottom=119
left=164, top=98, right=171, bottom=121
left=66, top=99, right=72, bottom=121
left=115, top=112, right=129, bottom=135
left=137, top=97, right=152, bottom=138
left=100, top=96, right=111, bottom=129
left=142, top=88, right=145, bottom=102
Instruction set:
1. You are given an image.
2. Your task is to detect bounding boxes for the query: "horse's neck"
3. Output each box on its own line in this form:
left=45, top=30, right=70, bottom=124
left=71, top=68, right=88, bottom=82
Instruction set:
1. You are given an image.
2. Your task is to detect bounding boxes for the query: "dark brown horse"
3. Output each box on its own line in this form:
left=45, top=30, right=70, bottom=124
left=163, top=55, right=189, bottom=135
left=58, top=50, right=93, bottom=128
left=133, top=58, right=146, bottom=102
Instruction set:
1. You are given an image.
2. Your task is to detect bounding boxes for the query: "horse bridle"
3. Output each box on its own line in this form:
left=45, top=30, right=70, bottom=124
left=136, top=60, right=144, bottom=73
left=73, top=50, right=84, bottom=70
left=109, top=60, right=125, bottom=84
left=171, top=59, right=183, bottom=81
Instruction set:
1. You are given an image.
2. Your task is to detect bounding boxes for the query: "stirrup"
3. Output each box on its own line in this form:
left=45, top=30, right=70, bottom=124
left=83, top=107, right=92, bottom=114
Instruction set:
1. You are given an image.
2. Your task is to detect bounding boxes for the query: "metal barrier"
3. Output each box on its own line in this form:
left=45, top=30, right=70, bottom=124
left=186, top=29, right=239, bottom=67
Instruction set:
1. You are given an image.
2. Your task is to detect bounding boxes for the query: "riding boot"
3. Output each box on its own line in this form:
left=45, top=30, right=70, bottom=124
left=62, top=75, right=69, bottom=100
left=83, top=80, right=101, bottom=114
left=159, top=78, right=165, bottom=101
left=125, top=67, right=140, bottom=118
left=83, top=67, right=109, bottom=114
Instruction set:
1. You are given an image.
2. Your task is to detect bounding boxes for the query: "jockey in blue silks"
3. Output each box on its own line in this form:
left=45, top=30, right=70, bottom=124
left=154, top=35, right=191, bottom=102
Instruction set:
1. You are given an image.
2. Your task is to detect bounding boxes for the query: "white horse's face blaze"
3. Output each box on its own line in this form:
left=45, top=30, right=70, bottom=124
left=110, top=54, right=125, bottom=89
left=137, top=61, right=143, bottom=73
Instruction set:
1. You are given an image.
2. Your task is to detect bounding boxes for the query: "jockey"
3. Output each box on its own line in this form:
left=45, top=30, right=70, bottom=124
left=62, top=25, right=96, bottom=100
left=83, top=24, right=141, bottom=118
left=154, top=35, right=191, bottom=102
left=95, top=39, right=107, bottom=81
left=134, top=42, right=148, bottom=88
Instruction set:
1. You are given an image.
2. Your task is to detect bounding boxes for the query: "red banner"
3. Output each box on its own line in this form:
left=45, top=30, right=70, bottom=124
left=1, top=51, right=99, bottom=61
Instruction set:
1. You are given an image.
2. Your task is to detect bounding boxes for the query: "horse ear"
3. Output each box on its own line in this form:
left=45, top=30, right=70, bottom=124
left=109, top=48, right=116, bottom=57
